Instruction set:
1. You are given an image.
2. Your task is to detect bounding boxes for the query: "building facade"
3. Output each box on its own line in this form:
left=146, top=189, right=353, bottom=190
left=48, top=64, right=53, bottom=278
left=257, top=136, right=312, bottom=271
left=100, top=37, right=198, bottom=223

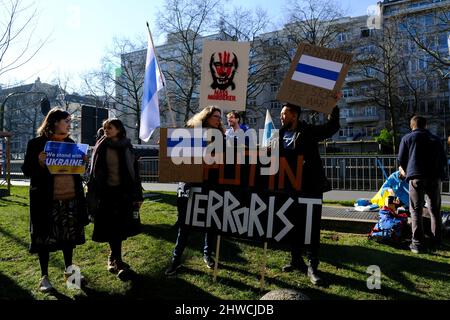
left=118, top=0, right=449, bottom=152
left=0, top=78, right=111, bottom=158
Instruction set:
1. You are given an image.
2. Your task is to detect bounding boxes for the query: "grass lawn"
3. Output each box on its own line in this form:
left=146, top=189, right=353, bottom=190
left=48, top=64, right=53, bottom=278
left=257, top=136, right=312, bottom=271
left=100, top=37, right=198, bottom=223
left=1, top=186, right=449, bottom=300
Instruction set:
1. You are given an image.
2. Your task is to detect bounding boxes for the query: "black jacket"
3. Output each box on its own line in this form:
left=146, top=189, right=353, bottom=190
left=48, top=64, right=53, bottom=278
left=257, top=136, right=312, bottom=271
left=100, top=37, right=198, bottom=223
left=398, top=128, right=447, bottom=180
left=21, top=136, right=88, bottom=241
left=278, top=106, right=340, bottom=194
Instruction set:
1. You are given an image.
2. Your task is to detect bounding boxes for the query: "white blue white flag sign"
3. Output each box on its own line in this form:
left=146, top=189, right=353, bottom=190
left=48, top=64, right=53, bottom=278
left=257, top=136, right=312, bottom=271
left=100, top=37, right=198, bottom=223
left=277, top=43, right=353, bottom=114
left=292, top=55, right=343, bottom=90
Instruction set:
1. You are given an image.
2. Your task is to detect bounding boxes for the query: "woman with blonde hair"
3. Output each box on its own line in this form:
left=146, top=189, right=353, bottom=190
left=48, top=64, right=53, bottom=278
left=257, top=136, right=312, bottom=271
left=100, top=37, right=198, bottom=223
left=22, top=108, right=89, bottom=292
left=165, top=105, right=225, bottom=276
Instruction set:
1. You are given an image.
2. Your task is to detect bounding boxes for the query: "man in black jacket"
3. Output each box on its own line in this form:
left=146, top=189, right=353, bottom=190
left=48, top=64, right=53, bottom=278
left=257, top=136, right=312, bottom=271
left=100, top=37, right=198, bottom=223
left=278, top=101, right=340, bottom=285
left=398, top=115, right=447, bottom=253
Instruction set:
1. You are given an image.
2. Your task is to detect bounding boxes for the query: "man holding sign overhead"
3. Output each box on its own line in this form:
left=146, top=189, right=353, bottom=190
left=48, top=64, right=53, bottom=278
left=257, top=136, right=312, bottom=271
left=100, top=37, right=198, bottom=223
left=276, top=43, right=351, bottom=285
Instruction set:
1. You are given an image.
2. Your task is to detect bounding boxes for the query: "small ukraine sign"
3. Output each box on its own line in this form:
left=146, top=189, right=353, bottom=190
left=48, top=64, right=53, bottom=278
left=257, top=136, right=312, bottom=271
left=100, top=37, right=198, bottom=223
left=44, top=141, right=88, bottom=174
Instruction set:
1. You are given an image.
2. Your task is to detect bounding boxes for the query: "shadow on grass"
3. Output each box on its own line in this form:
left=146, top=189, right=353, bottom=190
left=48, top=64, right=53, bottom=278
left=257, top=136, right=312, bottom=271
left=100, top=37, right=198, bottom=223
left=320, top=242, right=450, bottom=299
left=76, top=271, right=218, bottom=300
left=0, top=196, right=29, bottom=207
left=0, top=272, right=34, bottom=300
left=140, top=224, right=248, bottom=264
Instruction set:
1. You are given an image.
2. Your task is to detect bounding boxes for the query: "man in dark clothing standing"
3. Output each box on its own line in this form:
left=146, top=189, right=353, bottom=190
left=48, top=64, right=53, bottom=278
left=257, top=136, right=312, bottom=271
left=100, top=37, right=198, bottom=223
left=398, top=115, right=447, bottom=253
left=278, top=100, right=340, bottom=285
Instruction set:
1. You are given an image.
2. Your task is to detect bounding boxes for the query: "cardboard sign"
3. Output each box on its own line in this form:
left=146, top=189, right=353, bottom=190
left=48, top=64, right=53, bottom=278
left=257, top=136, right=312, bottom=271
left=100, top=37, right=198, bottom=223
left=158, top=128, right=204, bottom=183
left=44, top=141, right=88, bottom=174
left=199, top=40, right=250, bottom=111
left=277, top=43, right=353, bottom=114
left=182, top=186, right=322, bottom=244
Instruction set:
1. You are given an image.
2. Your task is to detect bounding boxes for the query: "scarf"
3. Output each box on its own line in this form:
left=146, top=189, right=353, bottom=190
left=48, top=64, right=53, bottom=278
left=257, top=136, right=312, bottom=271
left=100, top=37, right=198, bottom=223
left=49, top=133, right=69, bottom=142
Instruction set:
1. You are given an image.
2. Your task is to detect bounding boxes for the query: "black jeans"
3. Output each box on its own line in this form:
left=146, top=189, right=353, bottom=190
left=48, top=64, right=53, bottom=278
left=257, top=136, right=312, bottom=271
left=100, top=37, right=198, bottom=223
left=409, top=178, right=442, bottom=247
left=290, top=194, right=323, bottom=270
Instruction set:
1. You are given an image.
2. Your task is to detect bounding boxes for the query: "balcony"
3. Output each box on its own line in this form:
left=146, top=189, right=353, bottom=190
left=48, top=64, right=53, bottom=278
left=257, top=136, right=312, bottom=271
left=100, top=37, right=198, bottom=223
left=345, top=95, right=373, bottom=104
left=346, top=114, right=379, bottom=124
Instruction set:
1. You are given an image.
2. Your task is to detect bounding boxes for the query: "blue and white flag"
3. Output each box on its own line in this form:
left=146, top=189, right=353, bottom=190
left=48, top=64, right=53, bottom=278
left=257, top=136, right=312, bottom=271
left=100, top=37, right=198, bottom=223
left=139, top=33, right=165, bottom=142
left=291, top=54, right=343, bottom=90
left=261, top=109, right=275, bottom=147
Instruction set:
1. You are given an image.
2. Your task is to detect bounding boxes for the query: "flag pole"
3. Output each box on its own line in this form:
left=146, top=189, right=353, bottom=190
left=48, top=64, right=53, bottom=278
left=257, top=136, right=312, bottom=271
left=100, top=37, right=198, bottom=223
left=146, top=22, right=177, bottom=128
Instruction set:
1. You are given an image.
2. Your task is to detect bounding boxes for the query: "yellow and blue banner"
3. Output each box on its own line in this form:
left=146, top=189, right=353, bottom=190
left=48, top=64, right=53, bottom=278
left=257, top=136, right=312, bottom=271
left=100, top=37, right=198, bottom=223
left=44, top=141, right=88, bottom=174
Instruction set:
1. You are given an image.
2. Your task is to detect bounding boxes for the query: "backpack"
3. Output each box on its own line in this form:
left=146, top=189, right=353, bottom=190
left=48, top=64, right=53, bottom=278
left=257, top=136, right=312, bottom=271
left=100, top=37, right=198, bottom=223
left=369, top=206, right=409, bottom=243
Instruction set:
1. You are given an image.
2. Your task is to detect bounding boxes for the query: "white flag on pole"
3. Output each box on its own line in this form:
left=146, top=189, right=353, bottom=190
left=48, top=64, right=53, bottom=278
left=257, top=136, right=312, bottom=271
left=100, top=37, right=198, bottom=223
left=139, top=34, right=165, bottom=142
left=261, top=109, right=275, bottom=147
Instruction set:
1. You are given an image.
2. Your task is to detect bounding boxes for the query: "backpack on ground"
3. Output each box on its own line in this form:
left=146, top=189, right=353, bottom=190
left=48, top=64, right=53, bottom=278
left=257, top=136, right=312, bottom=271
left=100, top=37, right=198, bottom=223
left=369, top=206, right=409, bottom=243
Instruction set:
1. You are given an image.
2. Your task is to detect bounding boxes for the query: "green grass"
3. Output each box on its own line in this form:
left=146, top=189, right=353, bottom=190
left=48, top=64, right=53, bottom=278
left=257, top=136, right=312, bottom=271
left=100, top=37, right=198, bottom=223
left=1, top=187, right=449, bottom=300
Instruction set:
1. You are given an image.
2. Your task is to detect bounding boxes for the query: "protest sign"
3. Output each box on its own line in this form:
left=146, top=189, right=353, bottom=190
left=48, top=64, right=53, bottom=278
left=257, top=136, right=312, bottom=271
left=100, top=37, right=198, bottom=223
left=277, top=43, right=353, bottom=114
left=182, top=185, right=322, bottom=244
left=44, top=141, right=88, bottom=174
left=199, top=40, right=250, bottom=111
left=158, top=128, right=204, bottom=183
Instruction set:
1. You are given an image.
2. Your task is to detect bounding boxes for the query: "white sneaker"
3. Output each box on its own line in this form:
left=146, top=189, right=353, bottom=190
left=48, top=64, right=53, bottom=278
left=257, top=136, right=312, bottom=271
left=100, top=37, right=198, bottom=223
left=38, top=275, right=53, bottom=293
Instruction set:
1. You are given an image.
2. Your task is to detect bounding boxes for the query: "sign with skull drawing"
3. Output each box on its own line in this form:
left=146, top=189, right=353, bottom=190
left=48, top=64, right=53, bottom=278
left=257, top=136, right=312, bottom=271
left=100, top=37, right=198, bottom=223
left=199, top=40, right=250, bottom=111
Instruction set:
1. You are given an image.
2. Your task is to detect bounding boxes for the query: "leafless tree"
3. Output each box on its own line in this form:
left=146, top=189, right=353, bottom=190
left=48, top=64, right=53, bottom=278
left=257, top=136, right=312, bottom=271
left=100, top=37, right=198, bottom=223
left=354, top=18, right=417, bottom=153
left=82, top=37, right=146, bottom=143
left=156, top=0, right=222, bottom=124
left=0, top=0, right=48, bottom=78
left=273, top=0, right=348, bottom=65
left=401, top=4, right=450, bottom=73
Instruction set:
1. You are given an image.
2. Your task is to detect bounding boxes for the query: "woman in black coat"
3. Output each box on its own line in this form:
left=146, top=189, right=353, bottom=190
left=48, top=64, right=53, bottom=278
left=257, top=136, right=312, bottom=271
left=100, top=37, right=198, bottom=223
left=88, top=118, right=143, bottom=279
left=22, top=108, right=89, bottom=293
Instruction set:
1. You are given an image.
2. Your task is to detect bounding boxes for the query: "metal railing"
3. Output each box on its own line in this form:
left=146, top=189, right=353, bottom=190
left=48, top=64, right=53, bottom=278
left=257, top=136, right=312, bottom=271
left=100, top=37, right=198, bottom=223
left=5, top=156, right=450, bottom=193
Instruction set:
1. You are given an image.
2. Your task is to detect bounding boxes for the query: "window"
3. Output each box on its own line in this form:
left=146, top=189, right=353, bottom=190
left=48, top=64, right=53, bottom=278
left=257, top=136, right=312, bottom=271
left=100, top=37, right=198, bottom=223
left=270, top=84, right=279, bottom=93
left=438, top=33, right=448, bottom=50
left=337, top=33, right=348, bottom=42
left=360, top=28, right=370, bottom=38
left=440, top=100, right=449, bottom=113
left=366, top=67, right=376, bottom=77
left=423, top=14, right=434, bottom=26
left=342, top=88, right=354, bottom=98
left=270, top=100, right=281, bottom=109
left=248, top=98, right=256, bottom=107
left=419, top=101, right=427, bottom=113
left=418, top=58, right=427, bottom=71
left=364, top=106, right=377, bottom=116
left=410, top=59, right=418, bottom=72
left=339, top=127, right=354, bottom=137
left=428, top=101, right=435, bottom=114
left=247, top=117, right=257, bottom=125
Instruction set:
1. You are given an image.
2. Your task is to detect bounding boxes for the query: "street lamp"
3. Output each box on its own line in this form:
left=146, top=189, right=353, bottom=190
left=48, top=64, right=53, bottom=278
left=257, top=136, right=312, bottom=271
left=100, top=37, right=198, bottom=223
left=0, top=91, right=50, bottom=131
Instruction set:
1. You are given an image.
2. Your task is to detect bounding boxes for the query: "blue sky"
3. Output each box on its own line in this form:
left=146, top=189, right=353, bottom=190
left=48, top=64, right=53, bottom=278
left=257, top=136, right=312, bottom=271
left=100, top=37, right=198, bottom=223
left=2, top=0, right=377, bottom=91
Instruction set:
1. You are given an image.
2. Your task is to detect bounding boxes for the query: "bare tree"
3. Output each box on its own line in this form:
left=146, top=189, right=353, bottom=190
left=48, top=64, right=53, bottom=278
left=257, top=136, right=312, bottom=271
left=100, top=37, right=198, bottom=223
left=156, top=0, right=222, bottom=124
left=0, top=0, right=48, bottom=78
left=355, top=18, right=415, bottom=153
left=401, top=4, right=450, bottom=73
left=274, top=0, right=348, bottom=65
left=83, top=37, right=146, bottom=143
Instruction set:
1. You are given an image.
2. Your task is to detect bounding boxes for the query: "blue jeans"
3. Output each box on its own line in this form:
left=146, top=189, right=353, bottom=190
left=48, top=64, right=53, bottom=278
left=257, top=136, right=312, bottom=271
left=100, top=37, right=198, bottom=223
left=172, top=195, right=215, bottom=261
left=172, top=226, right=214, bottom=261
